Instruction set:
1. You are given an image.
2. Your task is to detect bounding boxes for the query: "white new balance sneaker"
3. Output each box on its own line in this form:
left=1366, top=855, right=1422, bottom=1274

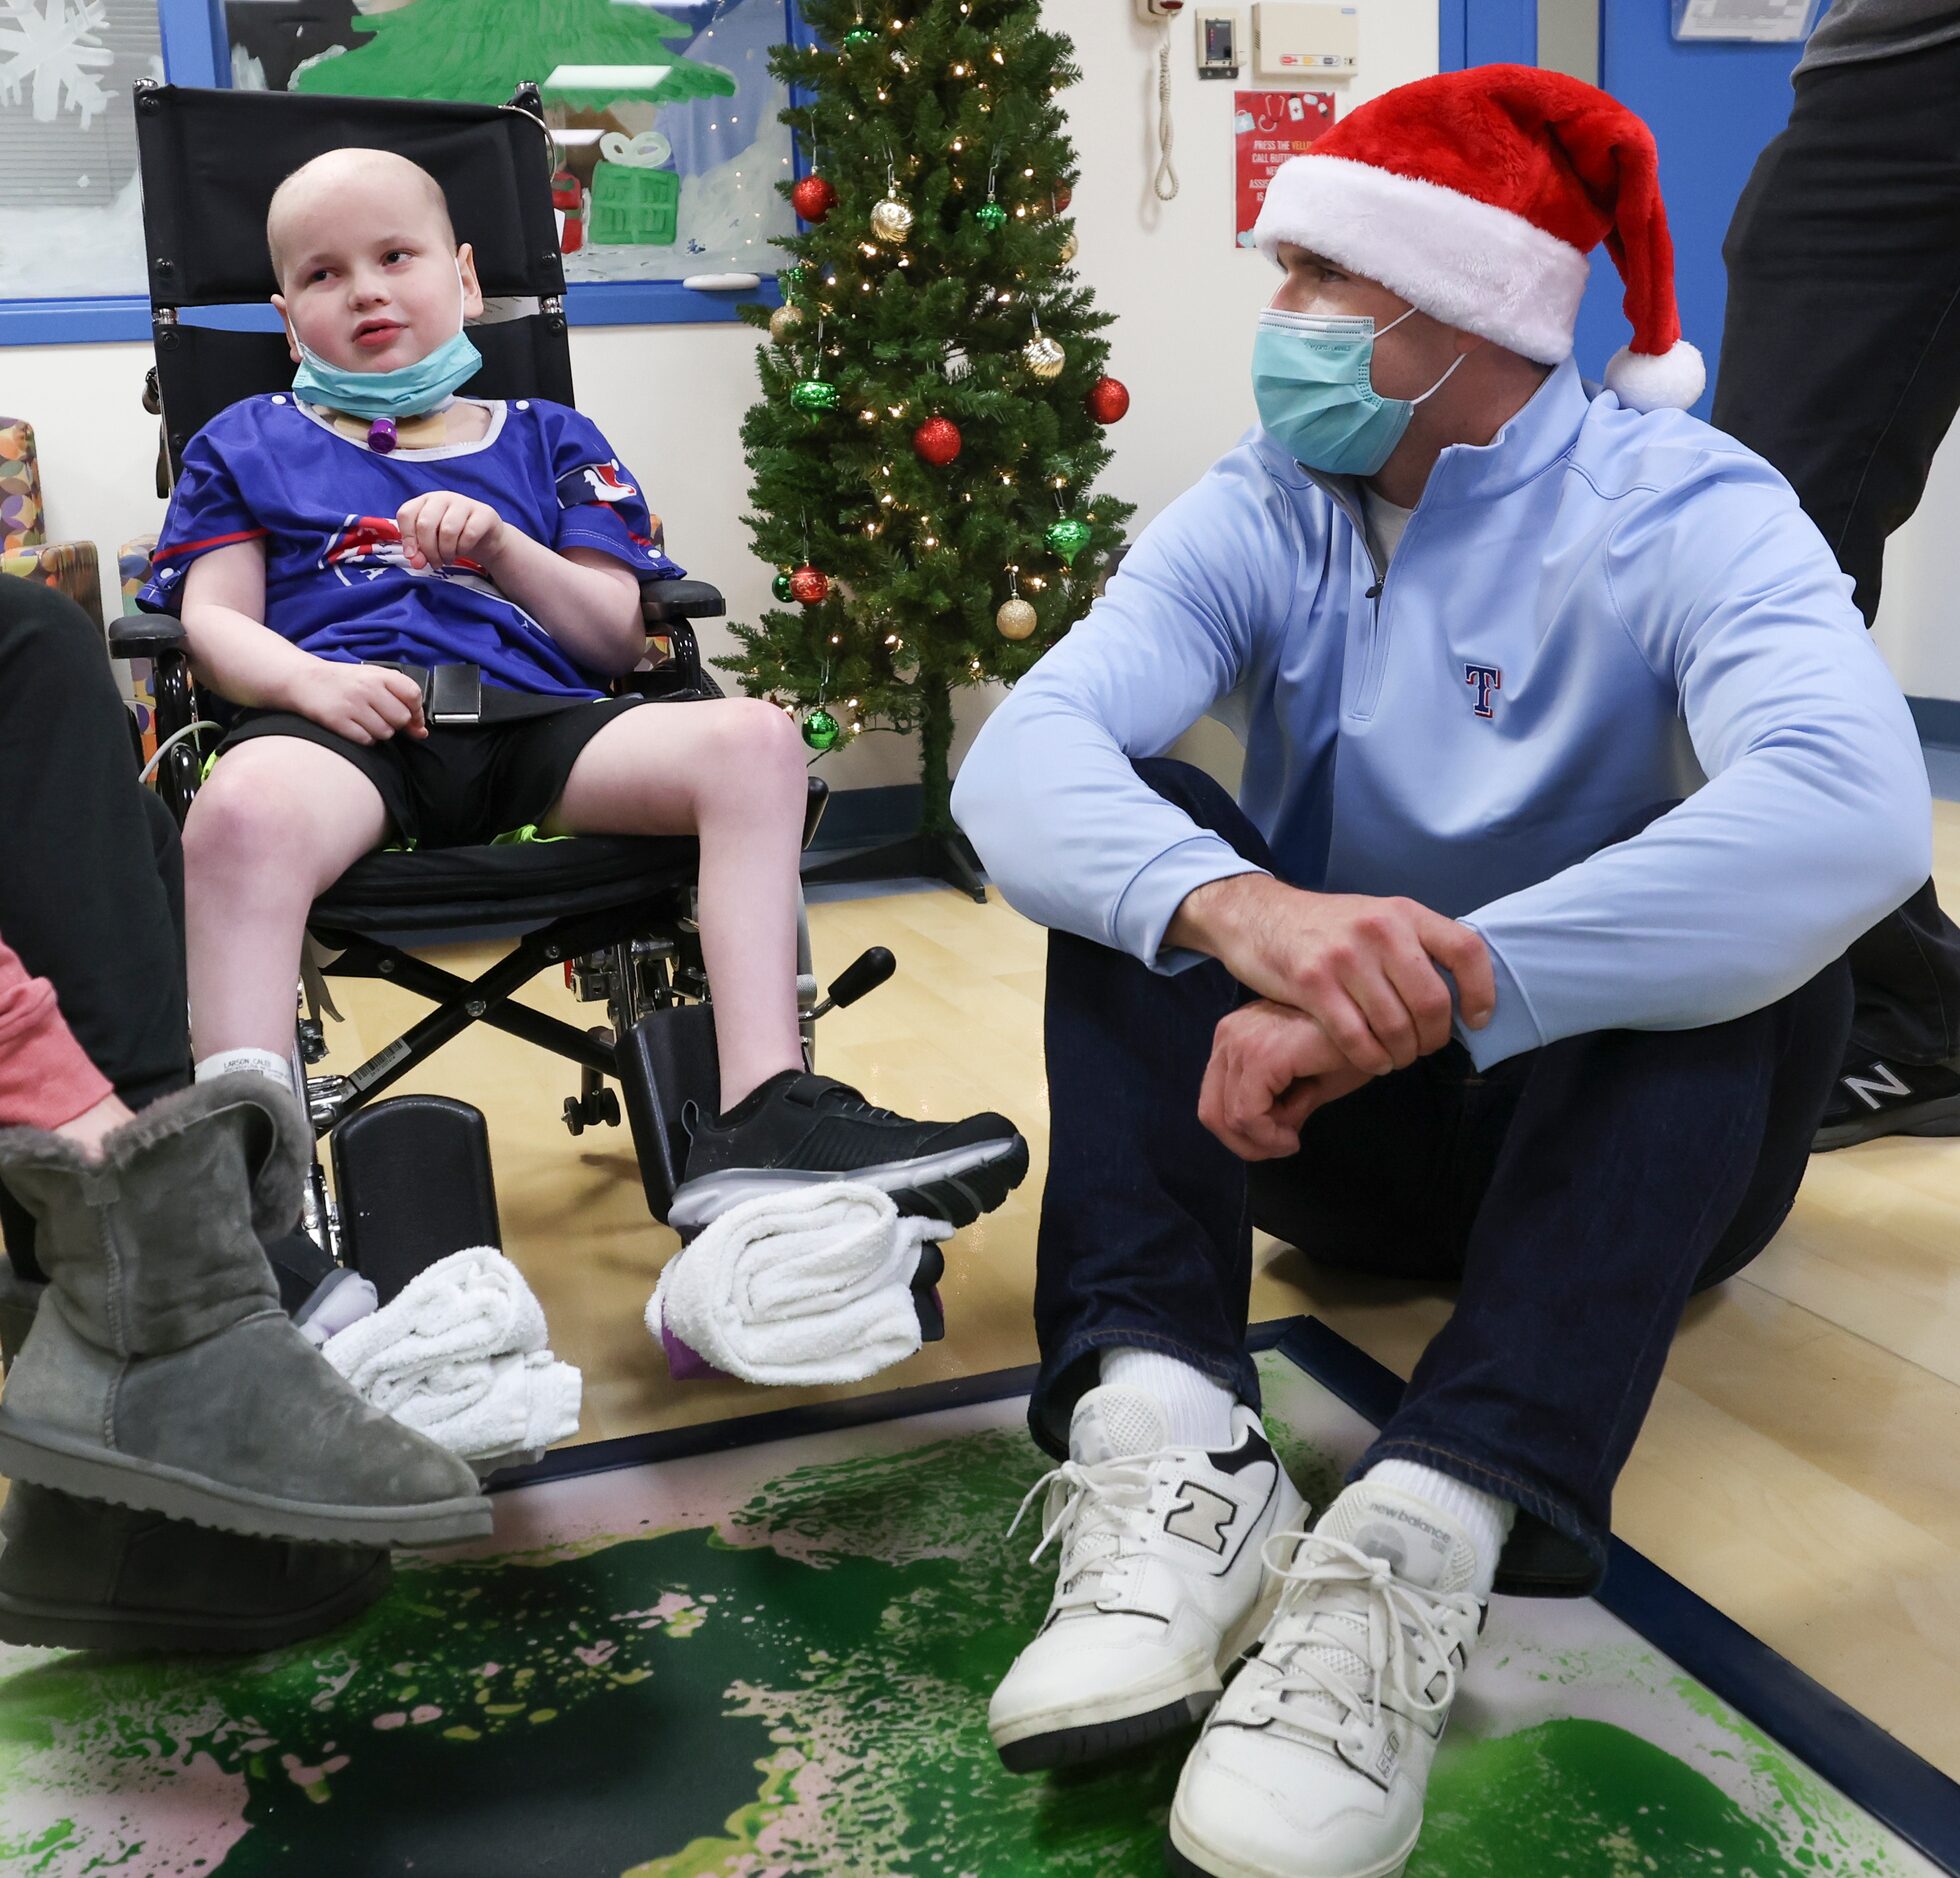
left=988, top=1384, right=1305, bottom=1773
left=1167, top=1481, right=1486, bottom=1878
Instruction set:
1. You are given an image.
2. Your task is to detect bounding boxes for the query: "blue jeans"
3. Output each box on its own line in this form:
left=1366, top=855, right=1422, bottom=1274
left=1030, top=760, right=1852, bottom=1595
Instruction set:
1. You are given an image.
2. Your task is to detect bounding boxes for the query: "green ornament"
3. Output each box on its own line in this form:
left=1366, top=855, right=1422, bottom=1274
left=1045, top=517, right=1093, bottom=566
left=781, top=264, right=807, bottom=303
left=802, top=706, right=841, bottom=752
left=771, top=571, right=796, bottom=602
left=790, top=377, right=840, bottom=414
left=842, top=25, right=878, bottom=47
left=974, top=201, right=1008, bottom=231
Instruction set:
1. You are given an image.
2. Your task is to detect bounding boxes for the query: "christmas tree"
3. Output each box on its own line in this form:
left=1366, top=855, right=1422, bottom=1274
left=292, top=0, right=736, bottom=112
left=721, top=0, right=1133, bottom=899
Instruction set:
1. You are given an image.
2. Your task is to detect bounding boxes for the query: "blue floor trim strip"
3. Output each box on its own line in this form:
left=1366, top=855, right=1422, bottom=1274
left=1276, top=1316, right=1960, bottom=1877
left=496, top=1313, right=1958, bottom=1871
left=490, top=1319, right=1300, bottom=1492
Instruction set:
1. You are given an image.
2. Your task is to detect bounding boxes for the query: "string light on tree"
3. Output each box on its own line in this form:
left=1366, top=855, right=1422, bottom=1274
left=727, top=0, right=1133, bottom=896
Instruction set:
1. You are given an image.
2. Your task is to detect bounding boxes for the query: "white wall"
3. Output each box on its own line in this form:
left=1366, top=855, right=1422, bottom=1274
left=0, top=0, right=1447, bottom=794
left=1872, top=434, right=1960, bottom=707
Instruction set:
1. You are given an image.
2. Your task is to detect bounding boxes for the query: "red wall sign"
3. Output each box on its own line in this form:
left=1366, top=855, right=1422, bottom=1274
left=1234, top=90, right=1337, bottom=248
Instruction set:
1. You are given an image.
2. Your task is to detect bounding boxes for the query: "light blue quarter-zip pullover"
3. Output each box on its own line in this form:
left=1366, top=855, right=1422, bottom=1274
left=953, top=360, right=1932, bottom=1068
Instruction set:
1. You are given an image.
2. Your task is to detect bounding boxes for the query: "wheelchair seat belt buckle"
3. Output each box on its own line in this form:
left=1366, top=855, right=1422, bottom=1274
left=428, top=663, right=484, bottom=726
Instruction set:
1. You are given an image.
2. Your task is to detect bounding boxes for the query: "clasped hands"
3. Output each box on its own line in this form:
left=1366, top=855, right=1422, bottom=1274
left=1167, top=875, right=1495, bottom=1161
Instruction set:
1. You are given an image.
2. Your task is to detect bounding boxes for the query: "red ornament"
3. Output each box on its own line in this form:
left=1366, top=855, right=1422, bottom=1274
left=788, top=563, right=831, bottom=605
left=790, top=174, right=837, bottom=223
left=1086, top=376, right=1131, bottom=425
left=1053, top=182, right=1073, bottom=214
left=912, top=416, right=962, bottom=466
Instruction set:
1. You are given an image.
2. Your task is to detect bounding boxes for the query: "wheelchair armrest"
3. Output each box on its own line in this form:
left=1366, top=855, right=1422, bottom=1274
left=109, top=614, right=188, bottom=661
left=639, top=578, right=725, bottom=624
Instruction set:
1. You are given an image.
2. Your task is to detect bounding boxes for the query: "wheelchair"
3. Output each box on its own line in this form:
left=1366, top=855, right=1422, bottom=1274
left=111, top=81, right=894, bottom=1278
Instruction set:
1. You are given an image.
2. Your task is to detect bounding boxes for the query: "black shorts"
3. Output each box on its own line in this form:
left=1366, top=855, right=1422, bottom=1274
left=217, top=696, right=646, bottom=849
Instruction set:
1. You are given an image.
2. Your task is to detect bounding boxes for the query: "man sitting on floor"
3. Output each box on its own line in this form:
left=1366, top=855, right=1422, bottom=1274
left=953, top=67, right=1931, bottom=1878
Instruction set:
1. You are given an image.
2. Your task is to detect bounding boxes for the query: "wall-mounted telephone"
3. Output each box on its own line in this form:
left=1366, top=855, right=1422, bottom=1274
left=1133, top=0, right=1184, bottom=199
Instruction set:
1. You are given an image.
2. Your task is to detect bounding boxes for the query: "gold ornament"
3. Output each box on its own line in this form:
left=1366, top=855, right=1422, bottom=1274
left=1023, top=333, right=1067, bottom=379
left=1058, top=229, right=1079, bottom=264
left=870, top=197, right=914, bottom=243
left=996, top=597, right=1038, bottom=640
left=768, top=303, right=805, bottom=343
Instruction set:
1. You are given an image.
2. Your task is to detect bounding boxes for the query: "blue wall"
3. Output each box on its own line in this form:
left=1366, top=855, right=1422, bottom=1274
left=1577, top=7, right=1805, bottom=421
left=1441, top=3, right=1806, bottom=423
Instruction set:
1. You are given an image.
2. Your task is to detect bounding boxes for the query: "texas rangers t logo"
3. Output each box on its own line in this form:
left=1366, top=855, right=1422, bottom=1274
left=1464, top=663, right=1502, bottom=719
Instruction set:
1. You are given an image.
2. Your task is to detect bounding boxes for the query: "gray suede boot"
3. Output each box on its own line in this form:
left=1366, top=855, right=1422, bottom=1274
left=0, top=1075, right=490, bottom=1547
left=0, top=1263, right=40, bottom=1374
left=0, top=1482, right=391, bottom=1653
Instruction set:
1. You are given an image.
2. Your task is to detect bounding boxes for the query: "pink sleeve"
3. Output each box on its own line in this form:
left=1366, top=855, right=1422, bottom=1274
left=0, top=933, right=114, bottom=1132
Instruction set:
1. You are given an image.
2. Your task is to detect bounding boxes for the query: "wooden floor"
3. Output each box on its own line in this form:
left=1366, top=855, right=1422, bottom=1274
left=294, top=798, right=1957, bottom=1780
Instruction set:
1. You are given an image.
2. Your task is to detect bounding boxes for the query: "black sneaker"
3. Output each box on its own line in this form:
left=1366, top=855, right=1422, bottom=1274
left=668, top=1070, right=1028, bottom=1239
left=1813, top=1053, right=1960, bottom=1151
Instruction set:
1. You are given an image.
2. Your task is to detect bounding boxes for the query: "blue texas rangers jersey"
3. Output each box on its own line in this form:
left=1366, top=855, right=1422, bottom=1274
left=137, top=393, right=682, bottom=699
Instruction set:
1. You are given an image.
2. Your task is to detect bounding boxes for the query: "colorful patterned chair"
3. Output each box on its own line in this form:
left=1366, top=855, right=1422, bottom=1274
left=118, top=533, right=162, bottom=760
left=0, top=416, right=105, bottom=629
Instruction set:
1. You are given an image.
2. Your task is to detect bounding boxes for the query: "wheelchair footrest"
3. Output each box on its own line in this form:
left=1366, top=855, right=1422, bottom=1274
left=331, top=1095, right=503, bottom=1305
left=617, top=1004, right=721, bottom=1225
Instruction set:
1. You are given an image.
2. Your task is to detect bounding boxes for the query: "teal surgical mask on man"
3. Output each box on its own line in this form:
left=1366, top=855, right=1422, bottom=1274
left=291, top=258, right=483, bottom=420
left=1252, top=305, right=1464, bottom=476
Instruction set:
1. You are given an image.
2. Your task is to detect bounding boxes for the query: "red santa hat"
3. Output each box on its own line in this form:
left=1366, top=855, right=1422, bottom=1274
left=1252, top=64, right=1704, bottom=412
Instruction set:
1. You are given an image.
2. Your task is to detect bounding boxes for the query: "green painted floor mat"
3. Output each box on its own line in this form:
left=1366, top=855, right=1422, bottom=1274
left=0, top=1348, right=1942, bottom=1877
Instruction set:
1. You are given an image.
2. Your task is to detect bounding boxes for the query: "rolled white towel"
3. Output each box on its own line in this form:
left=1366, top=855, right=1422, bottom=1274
left=650, top=1181, right=950, bottom=1387
left=321, top=1247, right=581, bottom=1462
left=321, top=1246, right=548, bottom=1403
left=383, top=1348, right=583, bottom=1464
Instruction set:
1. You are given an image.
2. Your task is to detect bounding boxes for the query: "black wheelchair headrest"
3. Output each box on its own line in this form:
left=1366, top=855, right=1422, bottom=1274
left=135, top=83, right=565, bottom=307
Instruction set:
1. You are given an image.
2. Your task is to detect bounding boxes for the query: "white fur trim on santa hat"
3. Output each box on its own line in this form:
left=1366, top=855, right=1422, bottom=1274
left=1603, top=340, right=1705, bottom=412
left=1254, top=154, right=1589, bottom=365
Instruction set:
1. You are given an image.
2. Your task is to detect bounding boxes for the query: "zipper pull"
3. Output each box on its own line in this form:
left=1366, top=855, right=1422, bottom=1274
left=1366, top=580, right=1384, bottom=600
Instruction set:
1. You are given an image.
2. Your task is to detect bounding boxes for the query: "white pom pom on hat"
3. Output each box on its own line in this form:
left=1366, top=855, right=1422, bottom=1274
left=1252, top=64, right=1706, bottom=411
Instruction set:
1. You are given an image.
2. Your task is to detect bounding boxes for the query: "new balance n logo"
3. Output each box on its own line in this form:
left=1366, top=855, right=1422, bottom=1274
left=1842, top=1061, right=1911, bottom=1112
left=1164, top=1482, right=1237, bottom=1555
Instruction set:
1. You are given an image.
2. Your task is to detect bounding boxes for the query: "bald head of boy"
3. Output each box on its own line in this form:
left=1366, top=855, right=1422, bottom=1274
left=268, top=148, right=483, bottom=377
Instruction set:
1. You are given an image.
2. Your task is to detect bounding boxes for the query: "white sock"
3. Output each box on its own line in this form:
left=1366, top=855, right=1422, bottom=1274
left=195, top=1048, right=298, bottom=1098
left=1099, top=1347, right=1240, bottom=1450
left=1364, top=1459, right=1515, bottom=1598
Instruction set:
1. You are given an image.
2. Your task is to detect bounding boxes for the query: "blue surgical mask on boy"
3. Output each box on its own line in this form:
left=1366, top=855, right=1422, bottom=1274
left=291, top=258, right=483, bottom=419
left=1251, top=305, right=1464, bottom=477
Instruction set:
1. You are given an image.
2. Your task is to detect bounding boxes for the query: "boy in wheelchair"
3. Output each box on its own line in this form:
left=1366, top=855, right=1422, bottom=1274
left=138, top=147, right=1026, bottom=1243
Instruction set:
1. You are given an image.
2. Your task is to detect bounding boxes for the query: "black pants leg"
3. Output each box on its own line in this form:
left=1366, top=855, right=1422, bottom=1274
left=1715, top=45, right=1960, bottom=1063
left=1255, top=964, right=1850, bottom=1594
left=1030, top=759, right=1274, bottom=1456
left=1036, top=759, right=1850, bottom=1594
left=0, top=576, right=191, bottom=1278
